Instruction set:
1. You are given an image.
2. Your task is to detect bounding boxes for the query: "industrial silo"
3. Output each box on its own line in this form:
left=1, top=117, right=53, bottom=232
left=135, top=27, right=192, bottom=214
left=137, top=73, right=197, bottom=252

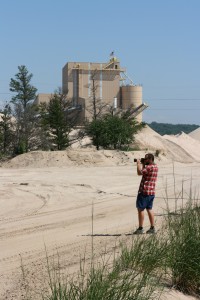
left=121, top=85, right=143, bottom=122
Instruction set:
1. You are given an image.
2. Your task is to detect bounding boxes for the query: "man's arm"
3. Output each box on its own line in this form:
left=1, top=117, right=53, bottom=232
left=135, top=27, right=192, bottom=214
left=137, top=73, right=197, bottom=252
left=137, top=160, right=143, bottom=175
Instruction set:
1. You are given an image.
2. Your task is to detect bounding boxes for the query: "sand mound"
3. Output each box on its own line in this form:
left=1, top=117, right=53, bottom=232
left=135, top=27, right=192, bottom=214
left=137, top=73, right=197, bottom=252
left=188, top=126, right=200, bottom=141
left=135, top=126, right=200, bottom=163
left=163, top=132, right=200, bottom=161
left=3, top=125, right=200, bottom=168
left=2, top=149, right=143, bottom=168
left=134, top=125, right=166, bottom=151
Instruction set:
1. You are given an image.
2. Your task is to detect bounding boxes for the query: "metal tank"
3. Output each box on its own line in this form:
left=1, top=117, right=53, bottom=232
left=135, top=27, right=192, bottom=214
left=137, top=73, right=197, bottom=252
left=121, top=85, right=143, bottom=122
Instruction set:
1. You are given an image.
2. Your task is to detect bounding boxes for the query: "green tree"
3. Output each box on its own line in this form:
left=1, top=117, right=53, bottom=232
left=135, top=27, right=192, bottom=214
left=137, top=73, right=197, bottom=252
left=39, top=92, right=71, bottom=150
left=14, top=102, right=40, bottom=154
left=10, top=65, right=37, bottom=109
left=85, top=118, right=107, bottom=150
left=9, top=65, right=38, bottom=154
left=85, top=68, right=146, bottom=150
left=0, top=104, right=14, bottom=155
left=86, top=113, right=145, bottom=150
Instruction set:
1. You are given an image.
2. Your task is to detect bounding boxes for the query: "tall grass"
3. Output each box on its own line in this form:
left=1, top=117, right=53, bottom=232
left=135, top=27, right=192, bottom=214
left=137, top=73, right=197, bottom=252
left=43, top=241, right=164, bottom=300
left=21, top=173, right=200, bottom=299
left=162, top=171, right=200, bottom=296
left=165, top=201, right=200, bottom=296
left=42, top=202, right=200, bottom=299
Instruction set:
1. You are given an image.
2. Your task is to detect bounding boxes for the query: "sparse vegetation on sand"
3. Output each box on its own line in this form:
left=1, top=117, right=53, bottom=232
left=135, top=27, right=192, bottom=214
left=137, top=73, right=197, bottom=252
left=29, top=192, right=200, bottom=299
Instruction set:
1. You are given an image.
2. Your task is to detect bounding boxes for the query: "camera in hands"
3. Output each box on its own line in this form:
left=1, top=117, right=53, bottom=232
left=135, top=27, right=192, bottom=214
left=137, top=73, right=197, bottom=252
left=134, top=158, right=145, bottom=163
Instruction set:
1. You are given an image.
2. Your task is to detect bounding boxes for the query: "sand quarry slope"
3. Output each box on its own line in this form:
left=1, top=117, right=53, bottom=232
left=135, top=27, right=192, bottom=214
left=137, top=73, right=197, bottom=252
left=188, top=126, right=200, bottom=141
left=134, top=125, right=200, bottom=163
left=2, top=125, right=200, bottom=169
left=0, top=126, right=200, bottom=300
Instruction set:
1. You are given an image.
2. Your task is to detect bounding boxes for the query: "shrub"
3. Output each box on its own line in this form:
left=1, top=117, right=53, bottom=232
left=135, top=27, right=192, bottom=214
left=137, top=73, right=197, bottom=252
left=155, top=149, right=160, bottom=157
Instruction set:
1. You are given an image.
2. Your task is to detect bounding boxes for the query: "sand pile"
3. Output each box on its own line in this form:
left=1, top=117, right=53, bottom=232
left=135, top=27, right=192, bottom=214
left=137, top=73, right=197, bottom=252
left=188, top=126, right=200, bottom=141
left=2, top=149, right=142, bottom=168
left=163, top=132, right=200, bottom=161
left=133, top=125, right=166, bottom=151
left=3, top=125, right=200, bottom=168
left=134, top=126, right=197, bottom=163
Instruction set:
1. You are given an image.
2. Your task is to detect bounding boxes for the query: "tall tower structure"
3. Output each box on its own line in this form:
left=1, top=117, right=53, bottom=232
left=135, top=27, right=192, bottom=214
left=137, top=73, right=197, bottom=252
left=34, top=57, right=146, bottom=123
left=120, top=85, right=143, bottom=123
left=62, top=58, right=126, bottom=120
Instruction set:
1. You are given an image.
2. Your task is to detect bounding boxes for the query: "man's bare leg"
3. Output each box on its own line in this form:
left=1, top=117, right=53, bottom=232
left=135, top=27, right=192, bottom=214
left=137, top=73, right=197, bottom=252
left=138, top=209, right=144, bottom=227
left=147, top=209, right=154, bottom=227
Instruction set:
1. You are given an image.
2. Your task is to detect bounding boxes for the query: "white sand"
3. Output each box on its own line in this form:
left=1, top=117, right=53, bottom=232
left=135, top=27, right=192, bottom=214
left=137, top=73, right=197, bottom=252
left=163, top=131, right=200, bottom=161
left=0, top=126, right=200, bottom=299
left=189, top=126, right=200, bottom=141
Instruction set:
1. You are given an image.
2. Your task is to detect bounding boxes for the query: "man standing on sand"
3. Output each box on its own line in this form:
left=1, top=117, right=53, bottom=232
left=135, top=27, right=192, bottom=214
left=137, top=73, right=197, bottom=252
left=133, top=153, right=158, bottom=234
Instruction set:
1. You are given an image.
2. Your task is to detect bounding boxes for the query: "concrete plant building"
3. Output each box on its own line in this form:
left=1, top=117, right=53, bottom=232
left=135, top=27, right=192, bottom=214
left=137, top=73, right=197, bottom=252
left=35, top=56, right=144, bottom=122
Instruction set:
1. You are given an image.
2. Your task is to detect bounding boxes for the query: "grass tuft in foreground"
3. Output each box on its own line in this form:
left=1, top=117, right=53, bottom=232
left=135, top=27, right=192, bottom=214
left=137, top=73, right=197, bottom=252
left=42, top=199, right=200, bottom=299
left=165, top=202, right=200, bottom=296
left=40, top=230, right=168, bottom=300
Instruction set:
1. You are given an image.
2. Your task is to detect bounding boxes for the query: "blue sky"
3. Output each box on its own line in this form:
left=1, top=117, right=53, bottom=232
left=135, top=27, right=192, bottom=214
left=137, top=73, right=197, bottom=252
left=1, top=0, right=200, bottom=125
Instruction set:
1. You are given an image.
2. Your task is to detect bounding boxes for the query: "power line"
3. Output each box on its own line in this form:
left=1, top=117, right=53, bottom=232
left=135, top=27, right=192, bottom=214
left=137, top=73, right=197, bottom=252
left=0, top=93, right=12, bottom=95
left=147, top=108, right=200, bottom=111
left=148, top=99, right=200, bottom=101
left=1, top=93, right=200, bottom=101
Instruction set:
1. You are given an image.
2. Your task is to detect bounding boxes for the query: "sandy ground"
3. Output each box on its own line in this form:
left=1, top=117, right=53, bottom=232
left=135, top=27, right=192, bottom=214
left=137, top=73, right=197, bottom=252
left=0, top=159, right=199, bottom=299
left=1, top=125, right=200, bottom=299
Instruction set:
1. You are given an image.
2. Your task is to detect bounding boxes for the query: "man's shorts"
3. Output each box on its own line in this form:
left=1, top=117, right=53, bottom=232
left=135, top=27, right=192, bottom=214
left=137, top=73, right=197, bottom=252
left=136, top=193, right=155, bottom=210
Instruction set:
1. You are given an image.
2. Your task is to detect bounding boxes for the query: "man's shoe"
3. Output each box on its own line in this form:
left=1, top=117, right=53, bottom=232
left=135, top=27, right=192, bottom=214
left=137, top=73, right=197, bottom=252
left=133, top=227, right=144, bottom=235
left=146, top=227, right=156, bottom=234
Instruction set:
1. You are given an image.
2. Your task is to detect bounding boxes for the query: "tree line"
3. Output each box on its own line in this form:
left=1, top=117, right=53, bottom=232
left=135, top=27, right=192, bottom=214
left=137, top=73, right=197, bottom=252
left=0, top=66, right=144, bottom=158
left=148, top=122, right=199, bottom=136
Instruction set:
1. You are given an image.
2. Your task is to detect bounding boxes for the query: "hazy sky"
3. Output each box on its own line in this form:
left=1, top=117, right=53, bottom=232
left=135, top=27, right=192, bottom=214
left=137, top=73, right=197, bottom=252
left=1, top=0, right=200, bottom=125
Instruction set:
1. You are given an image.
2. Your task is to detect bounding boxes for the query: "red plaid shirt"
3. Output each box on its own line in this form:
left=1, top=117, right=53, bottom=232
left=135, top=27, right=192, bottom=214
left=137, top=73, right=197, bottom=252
left=138, top=163, right=158, bottom=195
